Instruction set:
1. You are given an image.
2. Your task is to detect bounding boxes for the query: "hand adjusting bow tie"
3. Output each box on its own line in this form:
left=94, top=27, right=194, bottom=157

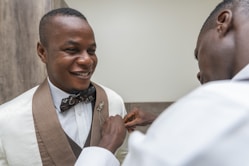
left=60, top=84, right=96, bottom=112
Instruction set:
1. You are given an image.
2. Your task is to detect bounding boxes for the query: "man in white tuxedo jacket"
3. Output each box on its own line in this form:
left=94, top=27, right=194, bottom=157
left=0, top=7, right=126, bottom=166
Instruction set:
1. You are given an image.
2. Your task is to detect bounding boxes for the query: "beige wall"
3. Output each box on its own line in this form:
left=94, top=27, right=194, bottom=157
left=65, top=0, right=221, bottom=102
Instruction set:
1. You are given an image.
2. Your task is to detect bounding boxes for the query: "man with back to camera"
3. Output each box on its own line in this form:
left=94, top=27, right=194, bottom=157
left=0, top=7, right=126, bottom=166
left=76, top=0, right=249, bottom=165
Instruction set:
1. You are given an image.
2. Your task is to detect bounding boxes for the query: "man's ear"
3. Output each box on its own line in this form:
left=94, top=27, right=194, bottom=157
left=37, top=42, right=47, bottom=64
left=216, top=10, right=233, bottom=37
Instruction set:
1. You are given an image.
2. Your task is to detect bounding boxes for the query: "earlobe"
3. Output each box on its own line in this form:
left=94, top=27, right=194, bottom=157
left=216, top=10, right=232, bottom=37
left=37, top=42, right=47, bottom=63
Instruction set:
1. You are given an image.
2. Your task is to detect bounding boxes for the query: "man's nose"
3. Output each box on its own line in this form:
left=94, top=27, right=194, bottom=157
left=76, top=52, right=92, bottom=65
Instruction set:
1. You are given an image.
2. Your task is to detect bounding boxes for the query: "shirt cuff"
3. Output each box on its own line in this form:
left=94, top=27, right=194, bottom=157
left=75, top=146, right=120, bottom=166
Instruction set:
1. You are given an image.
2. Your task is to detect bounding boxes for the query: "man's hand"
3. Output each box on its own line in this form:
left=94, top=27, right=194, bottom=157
left=98, top=115, right=126, bottom=154
left=124, top=108, right=157, bottom=132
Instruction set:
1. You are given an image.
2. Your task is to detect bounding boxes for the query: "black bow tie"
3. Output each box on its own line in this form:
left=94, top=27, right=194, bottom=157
left=60, top=84, right=96, bottom=112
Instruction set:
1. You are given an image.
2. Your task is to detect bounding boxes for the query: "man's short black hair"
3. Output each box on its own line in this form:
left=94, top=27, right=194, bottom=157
left=200, top=0, right=249, bottom=35
left=39, top=7, right=87, bottom=46
left=200, top=0, right=233, bottom=34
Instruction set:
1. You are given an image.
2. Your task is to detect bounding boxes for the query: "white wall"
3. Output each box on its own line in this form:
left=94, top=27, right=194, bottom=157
left=65, top=0, right=220, bottom=102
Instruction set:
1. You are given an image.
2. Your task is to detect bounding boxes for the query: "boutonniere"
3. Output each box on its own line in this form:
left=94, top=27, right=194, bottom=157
left=96, top=101, right=104, bottom=125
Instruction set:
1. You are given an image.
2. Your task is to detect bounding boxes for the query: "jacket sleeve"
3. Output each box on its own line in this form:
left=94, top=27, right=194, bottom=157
left=0, top=138, right=8, bottom=166
left=75, top=146, right=120, bottom=166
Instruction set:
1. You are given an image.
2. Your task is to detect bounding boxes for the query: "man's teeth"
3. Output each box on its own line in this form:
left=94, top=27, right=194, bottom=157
left=77, top=72, right=89, bottom=76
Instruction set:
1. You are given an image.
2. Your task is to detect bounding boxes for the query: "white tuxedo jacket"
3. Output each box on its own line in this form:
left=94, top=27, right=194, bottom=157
left=0, top=79, right=126, bottom=166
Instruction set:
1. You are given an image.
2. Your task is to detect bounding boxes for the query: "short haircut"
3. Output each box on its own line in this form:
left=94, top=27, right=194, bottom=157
left=200, top=0, right=249, bottom=35
left=39, top=7, right=87, bottom=46
left=200, top=0, right=234, bottom=34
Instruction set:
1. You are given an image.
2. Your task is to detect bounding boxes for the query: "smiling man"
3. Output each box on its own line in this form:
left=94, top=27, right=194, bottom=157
left=0, top=8, right=126, bottom=166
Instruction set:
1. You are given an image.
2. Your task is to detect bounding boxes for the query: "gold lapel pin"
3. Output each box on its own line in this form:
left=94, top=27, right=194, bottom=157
left=97, top=101, right=105, bottom=125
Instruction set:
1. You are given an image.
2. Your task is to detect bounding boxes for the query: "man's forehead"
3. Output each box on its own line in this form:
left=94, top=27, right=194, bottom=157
left=42, top=14, right=84, bottom=28
left=49, top=14, right=86, bottom=23
left=44, top=15, right=90, bottom=33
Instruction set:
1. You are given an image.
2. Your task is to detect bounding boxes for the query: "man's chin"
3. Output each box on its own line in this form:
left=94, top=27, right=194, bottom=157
left=75, top=83, right=91, bottom=91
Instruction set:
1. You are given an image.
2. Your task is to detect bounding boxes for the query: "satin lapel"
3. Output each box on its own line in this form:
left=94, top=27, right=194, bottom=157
left=90, top=83, right=109, bottom=146
left=32, top=79, right=76, bottom=166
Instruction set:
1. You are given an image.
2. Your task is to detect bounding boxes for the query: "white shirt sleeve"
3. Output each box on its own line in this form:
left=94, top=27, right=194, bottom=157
left=78, top=81, right=249, bottom=166
left=0, top=138, right=8, bottom=166
left=122, top=81, right=249, bottom=166
left=75, top=147, right=120, bottom=166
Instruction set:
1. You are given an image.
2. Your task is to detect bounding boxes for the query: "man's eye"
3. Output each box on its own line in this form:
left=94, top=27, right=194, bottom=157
left=65, top=48, right=78, bottom=54
left=88, top=49, right=96, bottom=55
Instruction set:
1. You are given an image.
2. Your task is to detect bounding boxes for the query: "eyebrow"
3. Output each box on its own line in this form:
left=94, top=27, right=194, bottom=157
left=65, top=40, right=97, bottom=48
left=65, top=40, right=79, bottom=46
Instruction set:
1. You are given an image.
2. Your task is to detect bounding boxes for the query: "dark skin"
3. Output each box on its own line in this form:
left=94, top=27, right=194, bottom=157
left=124, top=108, right=157, bottom=132
left=37, top=15, right=125, bottom=153
left=98, top=109, right=157, bottom=152
left=37, top=15, right=97, bottom=93
left=98, top=115, right=126, bottom=153
left=195, top=10, right=235, bottom=84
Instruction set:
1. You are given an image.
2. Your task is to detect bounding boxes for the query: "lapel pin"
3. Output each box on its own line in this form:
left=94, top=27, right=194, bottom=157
left=96, top=101, right=104, bottom=112
left=96, top=101, right=105, bottom=125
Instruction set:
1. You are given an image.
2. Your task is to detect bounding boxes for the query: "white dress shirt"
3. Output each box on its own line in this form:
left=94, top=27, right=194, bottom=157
left=76, top=64, right=249, bottom=166
left=122, top=80, right=249, bottom=166
left=48, top=78, right=92, bottom=147
left=232, top=64, right=249, bottom=81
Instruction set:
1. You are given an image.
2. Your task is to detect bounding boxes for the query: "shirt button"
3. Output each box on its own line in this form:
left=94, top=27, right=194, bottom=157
left=77, top=109, right=82, bottom=116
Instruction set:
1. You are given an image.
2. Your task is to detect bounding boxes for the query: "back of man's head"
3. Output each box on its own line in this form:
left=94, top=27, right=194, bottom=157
left=200, top=0, right=249, bottom=34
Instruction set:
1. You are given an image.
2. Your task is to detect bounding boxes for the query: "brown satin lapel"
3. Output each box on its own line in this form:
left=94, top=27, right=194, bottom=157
left=90, top=83, right=109, bottom=146
left=32, top=79, right=76, bottom=166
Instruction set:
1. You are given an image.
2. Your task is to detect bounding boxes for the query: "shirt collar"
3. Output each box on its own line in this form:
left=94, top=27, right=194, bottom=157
left=47, top=78, right=71, bottom=111
left=232, top=64, right=249, bottom=81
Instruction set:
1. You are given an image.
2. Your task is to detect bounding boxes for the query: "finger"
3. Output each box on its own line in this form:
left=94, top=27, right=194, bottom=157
left=124, top=114, right=136, bottom=124
left=125, top=120, right=138, bottom=127
left=123, top=113, right=134, bottom=122
left=126, top=126, right=135, bottom=130
left=127, top=127, right=135, bottom=133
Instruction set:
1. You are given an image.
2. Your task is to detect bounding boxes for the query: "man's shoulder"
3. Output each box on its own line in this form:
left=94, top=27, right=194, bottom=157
left=195, top=80, right=249, bottom=99
left=0, top=86, right=39, bottom=132
left=201, top=80, right=249, bottom=89
left=0, top=86, right=38, bottom=111
left=175, top=80, right=249, bottom=111
left=93, top=82, right=126, bottom=116
left=163, top=80, right=249, bottom=118
left=93, top=82, right=123, bottom=101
